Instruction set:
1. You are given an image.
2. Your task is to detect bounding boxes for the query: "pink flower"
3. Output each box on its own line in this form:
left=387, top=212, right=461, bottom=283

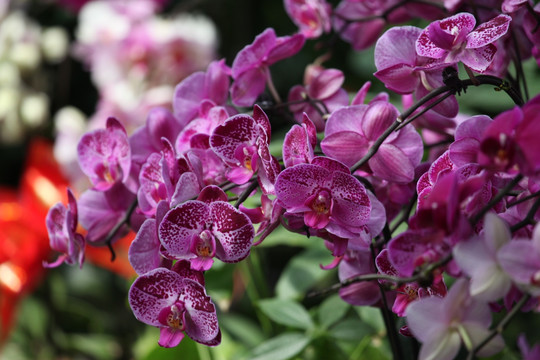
left=406, top=278, right=504, bottom=360
left=320, top=101, right=423, bottom=183
left=77, top=117, right=132, bottom=191
left=230, top=28, right=305, bottom=106
left=284, top=0, right=332, bottom=38
left=274, top=161, right=372, bottom=239
left=498, top=222, right=540, bottom=296
left=288, top=65, right=349, bottom=131
left=129, top=264, right=220, bottom=348
left=453, top=213, right=513, bottom=301
left=416, top=12, right=511, bottom=72
left=44, top=189, right=85, bottom=269
left=158, top=188, right=254, bottom=271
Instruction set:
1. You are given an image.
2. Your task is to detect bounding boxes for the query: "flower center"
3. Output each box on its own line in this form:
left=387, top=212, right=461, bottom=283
left=311, top=190, right=331, bottom=214
left=194, top=230, right=215, bottom=258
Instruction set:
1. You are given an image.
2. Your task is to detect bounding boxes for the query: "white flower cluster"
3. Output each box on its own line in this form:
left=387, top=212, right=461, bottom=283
left=0, top=9, right=68, bottom=144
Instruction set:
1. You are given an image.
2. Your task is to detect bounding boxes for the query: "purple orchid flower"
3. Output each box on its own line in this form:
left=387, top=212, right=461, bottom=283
left=137, top=139, right=201, bottom=216
left=44, top=189, right=85, bottom=269
left=374, top=26, right=459, bottom=118
left=210, top=106, right=279, bottom=194
left=78, top=182, right=144, bottom=244
left=274, top=160, right=372, bottom=239
left=158, top=187, right=254, bottom=271
left=338, top=248, right=383, bottom=306
left=129, top=107, right=183, bottom=166
left=284, top=0, right=332, bottom=39
left=282, top=113, right=317, bottom=168
left=416, top=12, right=512, bottom=72
left=77, top=117, right=132, bottom=191
left=128, top=200, right=172, bottom=275
left=288, top=66, right=349, bottom=131
left=406, top=278, right=504, bottom=360
left=478, top=94, right=540, bottom=175
left=230, top=28, right=305, bottom=106
left=321, top=101, right=423, bottom=183
left=129, top=264, right=220, bottom=348
left=173, top=59, right=231, bottom=126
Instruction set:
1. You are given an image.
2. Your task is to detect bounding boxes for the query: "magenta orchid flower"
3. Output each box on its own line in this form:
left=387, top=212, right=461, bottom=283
left=173, top=59, right=231, bottom=126
left=77, top=117, right=132, bottom=191
left=158, top=188, right=254, bottom=271
left=137, top=140, right=200, bottom=216
left=128, top=200, right=171, bottom=275
left=129, top=264, right=220, bottom=348
left=338, top=248, right=382, bottom=306
left=478, top=94, right=540, bottom=175
left=210, top=106, right=279, bottom=194
left=288, top=65, right=349, bottom=131
left=284, top=0, right=332, bottom=39
left=282, top=113, right=317, bottom=168
left=274, top=161, right=372, bottom=239
left=230, top=28, right=305, bottom=106
left=129, top=107, right=182, bottom=166
left=44, top=189, right=85, bottom=269
left=78, top=183, right=143, bottom=244
left=374, top=26, right=459, bottom=118
left=416, top=12, right=512, bottom=72
left=321, top=101, right=423, bottom=183
left=406, top=278, right=505, bottom=360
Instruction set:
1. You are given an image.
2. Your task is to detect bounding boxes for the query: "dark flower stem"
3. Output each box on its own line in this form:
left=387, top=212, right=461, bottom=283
left=510, top=196, right=540, bottom=232
left=350, top=75, right=523, bottom=174
left=104, top=199, right=138, bottom=262
left=234, top=179, right=259, bottom=208
left=307, top=253, right=452, bottom=298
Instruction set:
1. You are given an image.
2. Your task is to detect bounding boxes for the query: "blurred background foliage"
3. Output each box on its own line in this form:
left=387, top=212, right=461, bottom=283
left=2, top=0, right=540, bottom=359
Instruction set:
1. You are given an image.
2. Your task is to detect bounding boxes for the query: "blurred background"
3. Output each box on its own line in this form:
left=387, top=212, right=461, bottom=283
left=0, top=0, right=538, bottom=359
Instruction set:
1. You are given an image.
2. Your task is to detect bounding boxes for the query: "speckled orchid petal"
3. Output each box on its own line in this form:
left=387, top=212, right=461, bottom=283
left=129, top=268, right=220, bottom=347
left=329, top=170, right=371, bottom=228
left=197, top=185, right=228, bottom=203
left=129, top=268, right=185, bottom=327
left=210, top=114, right=260, bottom=165
left=274, top=164, right=331, bottom=211
left=210, top=201, right=254, bottom=263
left=459, top=44, right=497, bottom=72
left=159, top=201, right=210, bottom=260
left=44, top=189, right=85, bottom=268
left=283, top=124, right=314, bottom=168
left=466, top=14, right=512, bottom=49
left=138, top=153, right=166, bottom=216
left=181, top=279, right=221, bottom=346
left=77, top=117, right=131, bottom=191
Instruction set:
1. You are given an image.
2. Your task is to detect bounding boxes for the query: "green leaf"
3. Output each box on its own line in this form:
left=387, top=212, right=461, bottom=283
left=318, top=294, right=350, bottom=329
left=355, top=306, right=386, bottom=334
left=328, top=319, right=372, bottom=341
left=258, top=298, right=314, bottom=330
left=219, top=313, right=265, bottom=347
left=250, top=332, right=310, bottom=360
left=275, top=245, right=335, bottom=299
